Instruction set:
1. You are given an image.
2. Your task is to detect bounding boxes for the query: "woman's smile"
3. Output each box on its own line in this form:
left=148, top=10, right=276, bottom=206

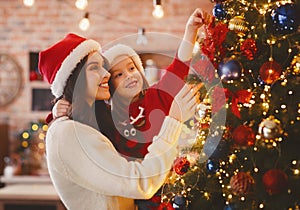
left=99, top=80, right=109, bottom=88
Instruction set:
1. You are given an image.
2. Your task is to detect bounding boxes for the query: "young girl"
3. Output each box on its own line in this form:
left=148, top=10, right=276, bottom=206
left=102, top=8, right=210, bottom=159
left=104, top=8, right=209, bottom=209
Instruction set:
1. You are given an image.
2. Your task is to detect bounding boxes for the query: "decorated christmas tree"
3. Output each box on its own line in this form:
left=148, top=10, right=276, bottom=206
left=9, top=121, right=48, bottom=176
left=160, top=0, right=300, bottom=209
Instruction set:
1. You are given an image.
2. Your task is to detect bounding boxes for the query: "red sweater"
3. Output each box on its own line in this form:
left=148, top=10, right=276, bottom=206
left=112, top=57, right=190, bottom=159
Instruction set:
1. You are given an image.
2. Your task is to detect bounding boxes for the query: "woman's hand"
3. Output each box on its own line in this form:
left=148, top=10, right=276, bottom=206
left=52, top=99, right=71, bottom=119
left=169, top=83, right=202, bottom=122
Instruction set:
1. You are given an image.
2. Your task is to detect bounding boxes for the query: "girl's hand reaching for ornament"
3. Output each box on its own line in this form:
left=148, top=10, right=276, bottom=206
left=169, top=83, right=201, bottom=122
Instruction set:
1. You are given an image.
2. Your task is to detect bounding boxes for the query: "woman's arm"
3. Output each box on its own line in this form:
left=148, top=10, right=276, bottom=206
left=46, top=116, right=179, bottom=199
left=46, top=85, right=197, bottom=199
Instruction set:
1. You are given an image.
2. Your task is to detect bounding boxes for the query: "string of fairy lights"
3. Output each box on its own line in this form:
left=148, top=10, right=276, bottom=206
left=20, top=122, right=48, bottom=151
left=222, top=0, right=299, bottom=122
left=22, top=0, right=165, bottom=43
left=159, top=0, right=300, bottom=208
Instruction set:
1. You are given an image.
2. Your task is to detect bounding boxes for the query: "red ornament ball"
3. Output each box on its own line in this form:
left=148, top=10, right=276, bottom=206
left=259, top=60, right=282, bottom=84
left=232, top=125, right=256, bottom=146
left=230, top=172, right=254, bottom=195
left=158, top=202, right=174, bottom=210
left=173, top=156, right=190, bottom=175
left=29, top=71, right=38, bottom=81
left=262, top=169, right=288, bottom=195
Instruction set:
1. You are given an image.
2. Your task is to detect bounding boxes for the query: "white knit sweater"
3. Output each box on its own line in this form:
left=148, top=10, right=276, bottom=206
left=45, top=116, right=182, bottom=210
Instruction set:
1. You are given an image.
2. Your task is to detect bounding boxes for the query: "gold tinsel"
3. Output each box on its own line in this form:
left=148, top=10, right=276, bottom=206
left=228, top=16, right=249, bottom=37
left=291, top=53, right=300, bottom=75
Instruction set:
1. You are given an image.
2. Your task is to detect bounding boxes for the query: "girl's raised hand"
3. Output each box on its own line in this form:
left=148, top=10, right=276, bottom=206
left=186, top=8, right=213, bottom=30
left=169, top=83, right=202, bottom=122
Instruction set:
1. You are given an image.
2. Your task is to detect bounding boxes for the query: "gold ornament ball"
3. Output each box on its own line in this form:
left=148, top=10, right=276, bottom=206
left=228, top=16, right=249, bottom=37
left=258, top=116, right=283, bottom=140
left=291, top=53, right=300, bottom=75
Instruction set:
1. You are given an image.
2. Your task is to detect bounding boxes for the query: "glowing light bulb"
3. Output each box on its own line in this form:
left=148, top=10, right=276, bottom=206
left=22, top=141, right=29, bottom=148
left=42, top=124, right=48, bottom=131
left=31, top=123, right=39, bottom=131
left=75, top=0, right=88, bottom=10
left=22, top=132, right=30, bottom=139
left=38, top=142, right=45, bottom=149
left=79, top=13, right=90, bottom=31
left=39, top=133, right=45, bottom=140
left=23, top=0, right=34, bottom=7
left=152, top=0, right=164, bottom=19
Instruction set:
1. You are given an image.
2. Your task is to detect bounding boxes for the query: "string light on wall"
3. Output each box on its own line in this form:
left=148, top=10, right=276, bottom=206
left=136, top=27, right=148, bottom=45
left=75, top=0, right=88, bottom=10
left=79, top=12, right=90, bottom=31
left=22, top=0, right=149, bottom=35
left=23, top=0, right=35, bottom=7
left=152, top=0, right=164, bottom=19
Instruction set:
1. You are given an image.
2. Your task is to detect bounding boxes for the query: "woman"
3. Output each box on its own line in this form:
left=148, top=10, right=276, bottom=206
left=39, top=33, right=198, bottom=210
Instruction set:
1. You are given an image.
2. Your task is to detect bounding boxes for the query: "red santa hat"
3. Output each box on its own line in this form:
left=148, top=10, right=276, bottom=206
left=38, top=33, right=101, bottom=98
left=103, top=44, right=144, bottom=74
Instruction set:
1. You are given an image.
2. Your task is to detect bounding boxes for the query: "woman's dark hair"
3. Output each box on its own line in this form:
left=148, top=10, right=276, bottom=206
left=95, top=100, right=115, bottom=136
left=57, top=54, right=98, bottom=129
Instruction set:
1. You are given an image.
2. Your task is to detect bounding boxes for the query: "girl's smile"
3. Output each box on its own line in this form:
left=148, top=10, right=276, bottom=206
left=125, top=80, right=138, bottom=88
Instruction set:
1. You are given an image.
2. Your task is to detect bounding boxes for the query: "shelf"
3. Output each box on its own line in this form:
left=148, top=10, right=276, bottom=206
left=0, top=184, right=58, bottom=201
left=0, top=182, right=66, bottom=210
left=0, top=176, right=51, bottom=185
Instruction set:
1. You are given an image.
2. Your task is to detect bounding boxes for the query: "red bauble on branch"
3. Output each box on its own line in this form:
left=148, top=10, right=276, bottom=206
left=173, top=156, right=190, bottom=175
left=259, top=60, right=282, bottom=84
left=232, top=125, right=256, bottom=146
left=262, top=169, right=288, bottom=195
left=230, top=172, right=254, bottom=195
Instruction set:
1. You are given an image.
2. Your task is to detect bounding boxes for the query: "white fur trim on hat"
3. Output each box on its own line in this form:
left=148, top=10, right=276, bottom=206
left=103, top=44, right=144, bottom=74
left=51, top=39, right=101, bottom=98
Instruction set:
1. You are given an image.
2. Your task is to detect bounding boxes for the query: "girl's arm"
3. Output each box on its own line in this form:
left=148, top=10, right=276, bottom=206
left=178, top=8, right=213, bottom=62
left=152, top=8, right=212, bottom=95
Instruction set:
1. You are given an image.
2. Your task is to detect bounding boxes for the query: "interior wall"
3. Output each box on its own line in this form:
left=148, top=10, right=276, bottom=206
left=0, top=0, right=213, bottom=147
